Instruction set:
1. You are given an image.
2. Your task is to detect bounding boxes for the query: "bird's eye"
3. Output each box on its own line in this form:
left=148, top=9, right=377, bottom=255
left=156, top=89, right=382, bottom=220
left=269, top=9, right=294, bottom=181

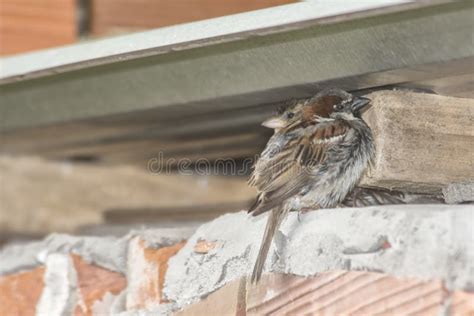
left=334, top=104, right=343, bottom=111
left=287, top=112, right=295, bottom=119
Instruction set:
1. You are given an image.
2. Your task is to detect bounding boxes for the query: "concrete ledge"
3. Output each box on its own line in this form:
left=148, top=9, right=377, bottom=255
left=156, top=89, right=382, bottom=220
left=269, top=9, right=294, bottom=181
left=0, top=204, right=472, bottom=315
left=164, top=205, right=473, bottom=307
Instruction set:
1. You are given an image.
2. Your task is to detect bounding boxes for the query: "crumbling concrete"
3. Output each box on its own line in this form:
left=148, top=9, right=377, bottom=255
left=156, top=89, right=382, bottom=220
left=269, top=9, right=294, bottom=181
left=443, top=181, right=474, bottom=204
left=164, top=205, right=474, bottom=307
left=0, top=234, right=128, bottom=275
left=1, top=205, right=472, bottom=315
left=36, top=253, right=79, bottom=316
left=0, top=228, right=191, bottom=315
left=0, top=227, right=192, bottom=276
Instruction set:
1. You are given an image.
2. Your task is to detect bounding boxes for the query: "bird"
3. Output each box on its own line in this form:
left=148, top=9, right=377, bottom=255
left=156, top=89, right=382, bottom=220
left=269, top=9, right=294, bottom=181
left=248, top=88, right=375, bottom=283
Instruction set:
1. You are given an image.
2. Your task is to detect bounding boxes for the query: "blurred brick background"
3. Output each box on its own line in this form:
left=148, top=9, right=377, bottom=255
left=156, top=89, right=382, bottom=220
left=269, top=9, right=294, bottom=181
left=90, top=0, right=296, bottom=36
left=0, top=0, right=76, bottom=56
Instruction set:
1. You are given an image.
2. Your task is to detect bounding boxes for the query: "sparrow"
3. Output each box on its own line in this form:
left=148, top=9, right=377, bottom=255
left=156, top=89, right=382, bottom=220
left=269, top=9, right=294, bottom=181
left=248, top=88, right=375, bottom=283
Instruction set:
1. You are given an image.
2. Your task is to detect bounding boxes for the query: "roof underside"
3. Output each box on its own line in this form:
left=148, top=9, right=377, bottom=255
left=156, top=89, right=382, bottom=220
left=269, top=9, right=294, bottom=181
left=0, top=0, right=472, bottom=167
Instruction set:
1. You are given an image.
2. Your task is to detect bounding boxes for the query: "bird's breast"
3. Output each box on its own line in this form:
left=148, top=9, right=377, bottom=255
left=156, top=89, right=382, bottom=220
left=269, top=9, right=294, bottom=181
left=295, top=124, right=374, bottom=209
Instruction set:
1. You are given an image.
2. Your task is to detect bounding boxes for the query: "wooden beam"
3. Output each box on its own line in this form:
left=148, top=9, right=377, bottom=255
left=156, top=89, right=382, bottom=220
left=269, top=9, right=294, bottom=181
left=361, top=90, right=474, bottom=194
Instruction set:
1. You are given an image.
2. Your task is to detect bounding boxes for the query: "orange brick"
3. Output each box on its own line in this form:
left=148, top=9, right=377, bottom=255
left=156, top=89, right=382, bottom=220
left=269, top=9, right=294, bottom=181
left=175, top=277, right=246, bottom=316
left=451, top=291, right=474, bottom=316
left=247, top=272, right=446, bottom=315
left=193, top=239, right=217, bottom=254
left=126, top=238, right=186, bottom=310
left=72, top=255, right=127, bottom=316
left=0, top=0, right=76, bottom=56
left=90, top=0, right=297, bottom=36
left=0, top=267, right=45, bottom=316
left=177, top=272, right=470, bottom=316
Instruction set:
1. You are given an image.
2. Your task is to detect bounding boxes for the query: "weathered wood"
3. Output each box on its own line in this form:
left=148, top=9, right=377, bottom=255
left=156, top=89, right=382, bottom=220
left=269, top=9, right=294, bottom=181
left=361, top=90, right=474, bottom=194
left=40, top=133, right=266, bottom=165
left=1, top=90, right=471, bottom=237
left=0, top=156, right=254, bottom=234
left=104, top=203, right=251, bottom=225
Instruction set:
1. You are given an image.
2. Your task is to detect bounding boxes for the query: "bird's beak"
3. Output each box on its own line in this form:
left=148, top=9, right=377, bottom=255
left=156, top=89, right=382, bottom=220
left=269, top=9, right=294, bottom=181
left=351, top=96, right=371, bottom=113
left=262, top=117, right=286, bottom=129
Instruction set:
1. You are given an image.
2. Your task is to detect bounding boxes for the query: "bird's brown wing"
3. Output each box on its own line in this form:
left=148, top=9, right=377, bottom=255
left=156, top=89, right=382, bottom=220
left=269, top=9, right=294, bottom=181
left=249, top=119, right=348, bottom=216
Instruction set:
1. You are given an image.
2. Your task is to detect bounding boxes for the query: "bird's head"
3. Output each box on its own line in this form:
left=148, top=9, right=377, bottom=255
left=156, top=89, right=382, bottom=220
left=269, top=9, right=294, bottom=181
left=261, top=88, right=371, bottom=131
left=304, top=88, right=371, bottom=120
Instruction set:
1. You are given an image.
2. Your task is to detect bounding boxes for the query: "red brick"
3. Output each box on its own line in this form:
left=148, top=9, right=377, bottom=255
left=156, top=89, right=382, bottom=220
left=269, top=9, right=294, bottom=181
left=72, top=255, right=127, bottom=316
left=451, top=291, right=474, bottom=316
left=193, top=239, right=217, bottom=254
left=177, top=271, right=474, bottom=316
left=0, top=267, right=45, bottom=316
left=126, top=238, right=186, bottom=310
left=0, top=0, right=76, bottom=56
left=90, top=0, right=298, bottom=36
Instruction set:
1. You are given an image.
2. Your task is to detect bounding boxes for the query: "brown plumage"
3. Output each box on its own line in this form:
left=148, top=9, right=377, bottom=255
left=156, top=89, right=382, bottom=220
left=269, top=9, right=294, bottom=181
left=248, top=88, right=374, bottom=283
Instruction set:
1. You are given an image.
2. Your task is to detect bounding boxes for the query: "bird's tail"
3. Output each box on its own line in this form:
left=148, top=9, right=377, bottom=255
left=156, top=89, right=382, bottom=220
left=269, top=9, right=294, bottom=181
left=251, top=207, right=286, bottom=283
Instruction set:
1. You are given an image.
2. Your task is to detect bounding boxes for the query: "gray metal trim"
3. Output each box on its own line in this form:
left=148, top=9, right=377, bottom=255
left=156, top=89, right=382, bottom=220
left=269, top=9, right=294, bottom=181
left=1, top=1, right=472, bottom=133
left=0, top=0, right=420, bottom=82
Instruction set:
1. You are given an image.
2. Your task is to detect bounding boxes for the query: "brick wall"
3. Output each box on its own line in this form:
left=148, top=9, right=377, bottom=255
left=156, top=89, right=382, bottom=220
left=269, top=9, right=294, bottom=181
left=90, top=0, right=297, bottom=36
left=0, top=0, right=296, bottom=56
left=1, top=206, right=473, bottom=315
left=0, top=0, right=77, bottom=56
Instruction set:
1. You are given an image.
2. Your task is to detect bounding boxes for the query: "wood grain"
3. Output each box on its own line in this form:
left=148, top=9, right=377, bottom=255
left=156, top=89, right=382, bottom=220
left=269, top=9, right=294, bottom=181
left=361, top=90, right=474, bottom=194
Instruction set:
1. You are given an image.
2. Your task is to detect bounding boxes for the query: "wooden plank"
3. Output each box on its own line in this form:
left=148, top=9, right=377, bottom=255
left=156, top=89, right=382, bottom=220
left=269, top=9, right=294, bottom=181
left=104, top=202, right=251, bottom=225
left=0, top=155, right=255, bottom=235
left=39, top=133, right=266, bottom=164
left=2, top=90, right=472, bottom=198
left=56, top=90, right=472, bottom=194
left=0, top=99, right=276, bottom=156
left=361, top=90, right=474, bottom=194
